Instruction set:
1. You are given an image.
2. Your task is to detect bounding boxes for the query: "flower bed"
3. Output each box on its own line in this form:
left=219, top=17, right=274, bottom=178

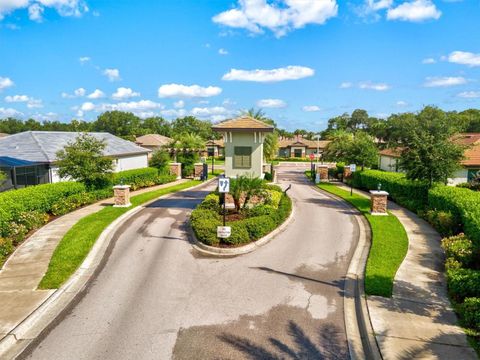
left=191, top=182, right=291, bottom=247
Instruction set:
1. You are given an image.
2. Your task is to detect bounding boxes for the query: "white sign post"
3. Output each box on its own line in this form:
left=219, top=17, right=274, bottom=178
left=349, top=164, right=356, bottom=196
left=217, top=226, right=232, bottom=238
left=218, top=177, right=230, bottom=193
left=349, top=164, right=357, bottom=173
left=218, top=177, right=230, bottom=238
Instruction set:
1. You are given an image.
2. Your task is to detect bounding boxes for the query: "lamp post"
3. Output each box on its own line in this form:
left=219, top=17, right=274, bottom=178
left=210, top=137, right=215, bottom=175
left=314, top=134, right=320, bottom=166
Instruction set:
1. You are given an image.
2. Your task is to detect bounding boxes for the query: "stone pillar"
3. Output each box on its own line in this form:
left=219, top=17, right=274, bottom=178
left=262, top=163, right=271, bottom=174
left=169, top=162, right=182, bottom=180
left=194, top=163, right=204, bottom=180
left=370, top=190, right=389, bottom=215
left=113, top=185, right=131, bottom=207
left=343, top=166, right=352, bottom=182
left=316, top=164, right=329, bottom=181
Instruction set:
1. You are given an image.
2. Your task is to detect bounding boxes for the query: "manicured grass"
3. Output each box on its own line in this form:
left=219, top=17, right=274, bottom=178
left=206, top=157, right=225, bottom=165
left=316, top=182, right=408, bottom=297
left=39, top=179, right=204, bottom=289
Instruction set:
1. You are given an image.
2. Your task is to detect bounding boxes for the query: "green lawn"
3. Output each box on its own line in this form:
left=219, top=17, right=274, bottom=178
left=316, top=182, right=408, bottom=297
left=39, top=179, right=205, bottom=289
left=206, top=157, right=225, bottom=165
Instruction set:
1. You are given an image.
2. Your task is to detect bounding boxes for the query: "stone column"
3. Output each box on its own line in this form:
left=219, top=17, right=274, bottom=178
left=370, top=190, right=389, bottom=215
left=262, top=163, right=271, bottom=174
left=343, top=166, right=352, bottom=182
left=316, top=164, right=329, bottom=181
left=169, top=162, right=182, bottom=180
left=113, top=185, right=131, bottom=207
left=194, top=163, right=204, bottom=180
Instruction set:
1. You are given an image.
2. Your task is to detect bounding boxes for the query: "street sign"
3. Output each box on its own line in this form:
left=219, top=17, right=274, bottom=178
left=309, top=153, right=315, bottom=161
left=218, top=177, right=230, bottom=193
left=217, top=226, right=231, bottom=238
left=350, top=164, right=357, bottom=172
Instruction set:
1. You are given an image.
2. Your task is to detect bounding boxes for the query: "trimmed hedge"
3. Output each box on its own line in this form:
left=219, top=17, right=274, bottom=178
left=351, top=169, right=429, bottom=212
left=461, top=298, right=480, bottom=331
left=113, top=167, right=159, bottom=190
left=447, top=268, right=480, bottom=301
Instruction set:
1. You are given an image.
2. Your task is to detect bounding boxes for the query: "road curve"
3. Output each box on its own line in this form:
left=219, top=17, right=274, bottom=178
left=24, top=164, right=358, bottom=360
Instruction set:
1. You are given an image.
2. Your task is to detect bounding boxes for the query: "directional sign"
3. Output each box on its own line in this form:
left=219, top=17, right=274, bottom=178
left=218, top=177, right=230, bottom=193
left=217, top=226, right=231, bottom=238
left=350, top=164, right=357, bottom=172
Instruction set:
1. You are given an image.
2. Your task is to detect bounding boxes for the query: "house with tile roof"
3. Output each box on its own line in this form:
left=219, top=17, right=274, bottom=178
left=135, top=134, right=173, bottom=154
left=212, top=116, right=273, bottom=178
left=378, top=133, right=480, bottom=185
left=277, top=135, right=330, bottom=158
left=0, top=131, right=150, bottom=190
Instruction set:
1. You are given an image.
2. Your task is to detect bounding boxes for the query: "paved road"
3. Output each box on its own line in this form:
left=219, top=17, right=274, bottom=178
left=24, top=164, right=358, bottom=360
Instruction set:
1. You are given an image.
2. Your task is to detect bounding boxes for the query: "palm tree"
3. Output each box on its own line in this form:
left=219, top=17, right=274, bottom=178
left=243, top=108, right=279, bottom=161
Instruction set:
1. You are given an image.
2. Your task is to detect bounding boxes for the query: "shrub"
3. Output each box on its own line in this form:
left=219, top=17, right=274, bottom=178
left=442, top=234, right=477, bottom=268
left=51, top=192, right=98, bottom=216
left=113, top=167, right=159, bottom=191
left=447, top=268, right=480, bottom=301
left=149, top=149, right=171, bottom=174
left=6, top=223, right=28, bottom=246
left=0, top=237, right=13, bottom=263
left=273, top=194, right=292, bottom=225
left=425, top=210, right=459, bottom=237
left=242, top=215, right=276, bottom=240
left=222, top=222, right=250, bottom=245
left=198, top=194, right=220, bottom=212
left=264, top=172, right=273, bottom=181
left=245, top=204, right=276, bottom=217
left=156, top=173, right=177, bottom=185
left=17, top=211, right=49, bottom=231
left=461, top=297, right=480, bottom=331
left=190, top=209, right=221, bottom=246
left=445, top=257, right=462, bottom=271
left=265, top=190, right=282, bottom=208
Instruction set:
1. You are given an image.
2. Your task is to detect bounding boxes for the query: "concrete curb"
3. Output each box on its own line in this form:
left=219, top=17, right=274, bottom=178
left=190, top=196, right=295, bottom=257
left=0, top=178, right=216, bottom=360
left=312, top=185, right=382, bottom=360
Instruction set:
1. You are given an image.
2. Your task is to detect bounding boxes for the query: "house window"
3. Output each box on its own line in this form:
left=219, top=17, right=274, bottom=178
left=233, top=146, right=252, bottom=169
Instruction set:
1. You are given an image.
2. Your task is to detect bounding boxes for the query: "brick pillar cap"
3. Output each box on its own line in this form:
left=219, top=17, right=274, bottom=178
left=369, top=190, right=389, bottom=196
left=113, top=185, right=131, bottom=189
left=317, top=164, right=329, bottom=168
left=169, top=162, right=181, bottom=165
left=194, top=163, right=204, bottom=165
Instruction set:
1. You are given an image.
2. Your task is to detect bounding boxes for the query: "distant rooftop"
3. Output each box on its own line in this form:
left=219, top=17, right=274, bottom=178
left=212, top=116, right=274, bottom=132
left=136, top=134, right=173, bottom=147
left=0, top=131, right=150, bottom=164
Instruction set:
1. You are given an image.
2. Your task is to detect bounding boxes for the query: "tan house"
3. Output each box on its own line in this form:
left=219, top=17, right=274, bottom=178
left=278, top=135, right=330, bottom=158
left=379, top=133, right=480, bottom=185
left=135, top=134, right=173, bottom=156
left=204, top=139, right=224, bottom=157
left=212, top=116, right=273, bottom=178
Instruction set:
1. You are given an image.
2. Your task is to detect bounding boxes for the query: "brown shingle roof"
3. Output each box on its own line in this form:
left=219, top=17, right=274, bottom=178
left=379, top=148, right=402, bottom=158
left=212, top=116, right=274, bottom=132
left=135, top=134, right=173, bottom=147
left=205, top=139, right=224, bottom=147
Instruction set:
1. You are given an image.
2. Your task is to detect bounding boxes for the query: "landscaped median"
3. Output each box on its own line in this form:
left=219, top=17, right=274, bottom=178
left=38, top=178, right=210, bottom=289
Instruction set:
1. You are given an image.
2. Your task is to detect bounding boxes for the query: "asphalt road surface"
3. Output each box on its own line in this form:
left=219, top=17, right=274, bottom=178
left=24, top=164, right=358, bottom=360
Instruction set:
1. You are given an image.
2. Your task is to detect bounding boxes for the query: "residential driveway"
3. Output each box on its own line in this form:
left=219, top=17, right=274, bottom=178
left=24, top=164, right=358, bottom=360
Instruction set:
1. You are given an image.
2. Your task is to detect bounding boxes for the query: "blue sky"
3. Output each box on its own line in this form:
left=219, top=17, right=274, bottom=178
left=0, top=0, right=479, bottom=131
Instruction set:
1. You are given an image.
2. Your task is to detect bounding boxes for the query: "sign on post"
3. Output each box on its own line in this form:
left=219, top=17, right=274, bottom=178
left=217, top=226, right=232, bottom=238
left=218, top=177, right=230, bottom=193
left=350, top=164, right=357, bottom=172
left=309, top=153, right=315, bottom=161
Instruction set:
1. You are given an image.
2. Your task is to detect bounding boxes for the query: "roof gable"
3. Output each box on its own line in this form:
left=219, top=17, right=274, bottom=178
left=212, top=116, right=274, bottom=132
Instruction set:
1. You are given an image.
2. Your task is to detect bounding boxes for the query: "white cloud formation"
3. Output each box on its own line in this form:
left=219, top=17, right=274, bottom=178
left=424, top=76, right=467, bottom=87
left=212, top=0, right=338, bottom=37
left=222, top=65, right=314, bottom=82
left=447, top=51, right=480, bottom=67
left=396, top=100, right=408, bottom=106
left=79, top=56, right=90, bottom=64
left=158, top=84, right=222, bottom=98
left=190, top=106, right=234, bottom=121
left=103, top=68, right=121, bottom=81
left=79, top=100, right=164, bottom=117
left=339, top=82, right=353, bottom=89
left=112, top=87, right=140, bottom=100
left=0, top=77, right=14, bottom=91
left=174, top=100, right=185, bottom=108
left=4, top=94, right=42, bottom=108
left=422, top=57, right=436, bottom=64
left=161, top=109, right=187, bottom=118
left=387, top=0, right=441, bottom=22
left=457, top=91, right=480, bottom=99
left=0, top=0, right=88, bottom=21
left=359, top=81, right=390, bottom=91
left=302, top=105, right=321, bottom=112
left=218, top=48, right=228, bottom=55
left=87, top=89, right=105, bottom=99
left=0, top=107, right=23, bottom=118
left=62, top=87, right=86, bottom=98
left=256, top=98, right=287, bottom=108
left=80, top=101, right=95, bottom=111
left=367, top=0, right=393, bottom=11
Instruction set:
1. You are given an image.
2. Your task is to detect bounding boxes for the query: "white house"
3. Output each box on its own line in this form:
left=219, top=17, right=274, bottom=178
left=0, top=131, right=150, bottom=190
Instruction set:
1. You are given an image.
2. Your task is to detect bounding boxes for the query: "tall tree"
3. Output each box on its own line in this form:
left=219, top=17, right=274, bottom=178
left=93, top=111, right=141, bottom=140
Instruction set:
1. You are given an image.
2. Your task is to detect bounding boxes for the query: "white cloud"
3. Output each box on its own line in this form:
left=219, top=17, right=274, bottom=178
left=222, top=65, right=314, bottom=82
left=31, top=112, right=58, bottom=121
left=0, top=107, right=23, bottom=118
left=457, top=91, right=480, bottom=99
left=218, top=48, right=229, bottom=55
left=80, top=101, right=95, bottom=111
left=422, top=57, right=436, bottom=64
left=447, top=51, right=480, bottom=67
left=424, top=76, right=467, bottom=87
left=79, top=56, right=90, bottom=64
left=174, top=100, right=185, bottom=108
left=28, top=3, right=44, bottom=21
left=87, top=89, right=105, bottom=99
left=0, top=0, right=29, bottom=20
left=366, top=0, right=393, bottom=11
left=161, top=109, right=187, bottom=118
left=213, top=0, right=338, bottom=37
left=396, top=100, right=408, bottom=106
left=303, top=105, right=321, bottom=112
left=103, top=68, right=121, bottom=81
left=112, top=87, right=140, bottom=100
left=190, top=106, right=234, bottom=121
left=158, top=84, right=222, bottom=98
left=61, top=87, right=86, bottom=98
left=36, top=0, right=89, bottom=17
left=79, top=100, right=164, bottom=116
left=356, top=0, right=393, bottom=20
left=256, top=98, right=287, bottom=108
left=339, top=82, right=353, bottom=89
left=0, top=77, right=14, bottom=91
left=359, top=81, right=390, bottom=91
left=4, top=94, right=42, bottom=108
left=387, top=0, right=441, bottom=22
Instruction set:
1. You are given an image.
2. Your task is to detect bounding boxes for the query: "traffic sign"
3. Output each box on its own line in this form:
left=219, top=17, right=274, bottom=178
left=350, top=164, right=357, bottom=172
left=309, top=153, right=315, bottom=160
left=218, top=177, right=230, bottom=193
left=217, top=226, right=231, bottom=238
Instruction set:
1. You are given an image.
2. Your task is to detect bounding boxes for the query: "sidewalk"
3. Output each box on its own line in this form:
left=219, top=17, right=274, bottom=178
left=0, top=179, right=186, bottom=343
left=336, top=183, right=477, bottom=359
